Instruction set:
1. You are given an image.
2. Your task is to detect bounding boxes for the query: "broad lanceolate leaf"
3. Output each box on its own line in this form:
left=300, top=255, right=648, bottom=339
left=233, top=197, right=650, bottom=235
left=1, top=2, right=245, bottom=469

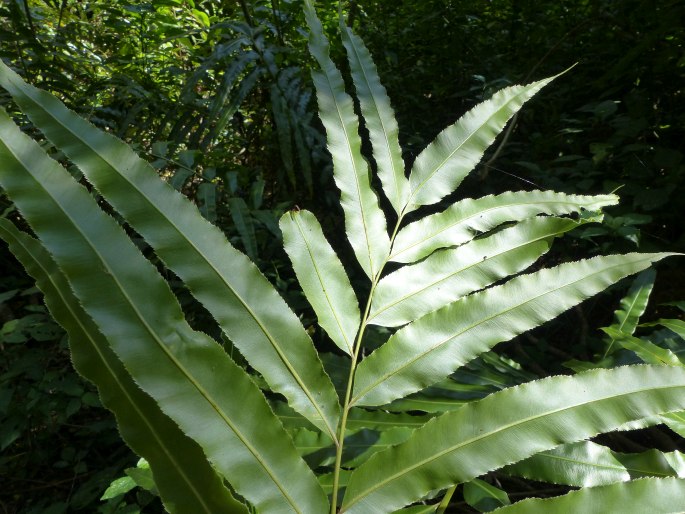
left=303, top=1, right=390, bottom=279
left=661, top=411, right=685, bottom=438
left=491, top=477, right=685, bottom=514
left=0, top=60, right=340, bottom=441
left=341, top=366, right=685, bottom=513
left=390, top=190, right=618, bottom=263
left=602, top=327, right=683, bottom=367
left=353, top=253, right=674, bottom=407
left=0, top=108, right=328, bottom=513
left=463, top=479, right=510, bottom=512
left=505, top=441, right=685, bottom=487
left=368, top=216, right=583, bottom=327
left=280, top=209, right=360, bottom=355
left=0, top=220, right=246, bottom=514
left=604, top=268, right=655, bottom=356
left=340, top=21, right=409, bottom=215
left=611, top=268, right=655, bottom=335
left=643, top=319, right=685, bottom=340
left=406, top=74, right=562, bottom=210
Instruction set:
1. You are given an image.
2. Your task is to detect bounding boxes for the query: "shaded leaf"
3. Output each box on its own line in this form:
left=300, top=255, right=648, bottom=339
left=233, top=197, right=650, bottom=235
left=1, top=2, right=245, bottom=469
left=227, top=196, right=258, bottom=262
left=504, top=441, right=685, bottom=487
left=463, top=479, right=510, bottom=512
left=603, top=327, right=683, bottom=367
left=610, top=268, right=656, bottom=335
left=342, top=366, right=685, bottom=512
left=643, top=319, right=685, bottom=340
left=604, top=268, right=656, bottom=356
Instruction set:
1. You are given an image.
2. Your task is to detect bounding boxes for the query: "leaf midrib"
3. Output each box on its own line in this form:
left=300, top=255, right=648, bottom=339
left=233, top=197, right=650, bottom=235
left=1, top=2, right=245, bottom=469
left=408, top=85, right=538, bottom=206
left=390, top=198, right=590, bottom=261
left=18, top=79, right=337, bottom=443
left=1, top=137, right=302, bottom=512
left=9, top=228, right=215, bottom=513
left=531, top=448, right=677, bottom=480
left=293, top=213, right=354, bottom=355
left=317, top=64, right=376, bottom=277
left=343, top=381, right=685, bottom=510
left=370, top=223, right=562, bottom=323
left=346, top=28, right=404, bottom=211
left=353, top=256, right=653, bottom=405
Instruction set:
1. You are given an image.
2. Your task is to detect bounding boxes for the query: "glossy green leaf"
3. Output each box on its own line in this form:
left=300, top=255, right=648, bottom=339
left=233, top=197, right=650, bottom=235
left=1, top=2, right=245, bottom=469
left=661, top=411, right=685, bottom=437
left=0, top=59, right=340, bottom=441
left=280, top=209, right=360, bottom=355
left=341, top=366, right=685, bottom=513
left=0, top=107, right=328, bottom=513
left=505, top=441, right=685, bottom=487
left=406, top=75, right=562, bottom=210
left=342, top=427, right=415, bottom=468
left=463, top=479, right=510, bottom=512
left=390, top=190, right=618, bottom=263
left=125, top=459, right=155, bottom=492
left=0, top=219, right=247, bottom=514
left=602, top=327, right=683, bottom=366
left=101, top=476, right=137, bottom=501
left=491, top=477, right=685, bottom=513
left=381, top=393, right=474, bottom=414
left=604, top=268, right=656, bottom=356
left=353, top=253, right=672, bottom=407
left=340, top=21, right=409, bottom=215
left=319, top=470, right=353, bottom=497
left=345, top=408, right=433, bottom=430
left=369, top=216, right=583, bottom=327
left=303, top=0, right=391, bottom=279
left=643, top=319, right=685, bottom=339
left=611, top=269, right=656, bottom=335
left=392, top=505, right=438, bottom=514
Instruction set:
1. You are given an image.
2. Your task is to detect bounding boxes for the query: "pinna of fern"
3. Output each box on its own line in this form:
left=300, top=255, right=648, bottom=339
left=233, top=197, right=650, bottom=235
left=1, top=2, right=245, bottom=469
left=0, top=1, right=684, bottom=513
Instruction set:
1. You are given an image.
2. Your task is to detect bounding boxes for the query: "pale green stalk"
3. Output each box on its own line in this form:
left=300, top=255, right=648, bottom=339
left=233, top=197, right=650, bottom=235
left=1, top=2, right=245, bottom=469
left=436, top=485, right=458, bottom=514
left=330, top=214, right=406, bottom=513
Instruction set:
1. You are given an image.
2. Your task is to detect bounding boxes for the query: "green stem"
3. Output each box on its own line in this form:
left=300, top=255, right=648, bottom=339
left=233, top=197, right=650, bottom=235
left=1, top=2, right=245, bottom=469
left=238, top=0, right=254, bottom=27
left=330, top=214, right=404, bottom=513
left=436, top=484, right=458, bottom=514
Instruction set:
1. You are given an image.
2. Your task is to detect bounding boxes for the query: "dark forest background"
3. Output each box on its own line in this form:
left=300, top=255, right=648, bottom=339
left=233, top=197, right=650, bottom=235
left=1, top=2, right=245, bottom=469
left=1, top=0, right=683, bottom=511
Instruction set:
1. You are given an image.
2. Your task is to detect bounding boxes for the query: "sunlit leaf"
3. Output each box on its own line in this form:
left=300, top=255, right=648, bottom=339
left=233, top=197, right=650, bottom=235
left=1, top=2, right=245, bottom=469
left=354, top=253, right=672, bottom=407
left=391, top=190, right=617, bottom=263
left=491, top=477, right=685, bottom=513
left=342, top=366, right=685, bottom=512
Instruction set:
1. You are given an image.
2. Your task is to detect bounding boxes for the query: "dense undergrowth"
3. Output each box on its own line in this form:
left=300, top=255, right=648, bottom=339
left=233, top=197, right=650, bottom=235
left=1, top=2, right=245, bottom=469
left=0, top=1, right=683, bottom=512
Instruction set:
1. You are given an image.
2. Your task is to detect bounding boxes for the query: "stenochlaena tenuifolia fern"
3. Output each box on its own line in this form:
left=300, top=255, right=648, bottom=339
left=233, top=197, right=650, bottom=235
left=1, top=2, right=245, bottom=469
left=0, top=1, right=684, bottom=512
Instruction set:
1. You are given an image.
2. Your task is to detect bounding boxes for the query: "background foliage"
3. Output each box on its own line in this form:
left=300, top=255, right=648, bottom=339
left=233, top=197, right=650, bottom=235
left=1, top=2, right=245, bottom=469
left=0, top=0, right=683, bottom=512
